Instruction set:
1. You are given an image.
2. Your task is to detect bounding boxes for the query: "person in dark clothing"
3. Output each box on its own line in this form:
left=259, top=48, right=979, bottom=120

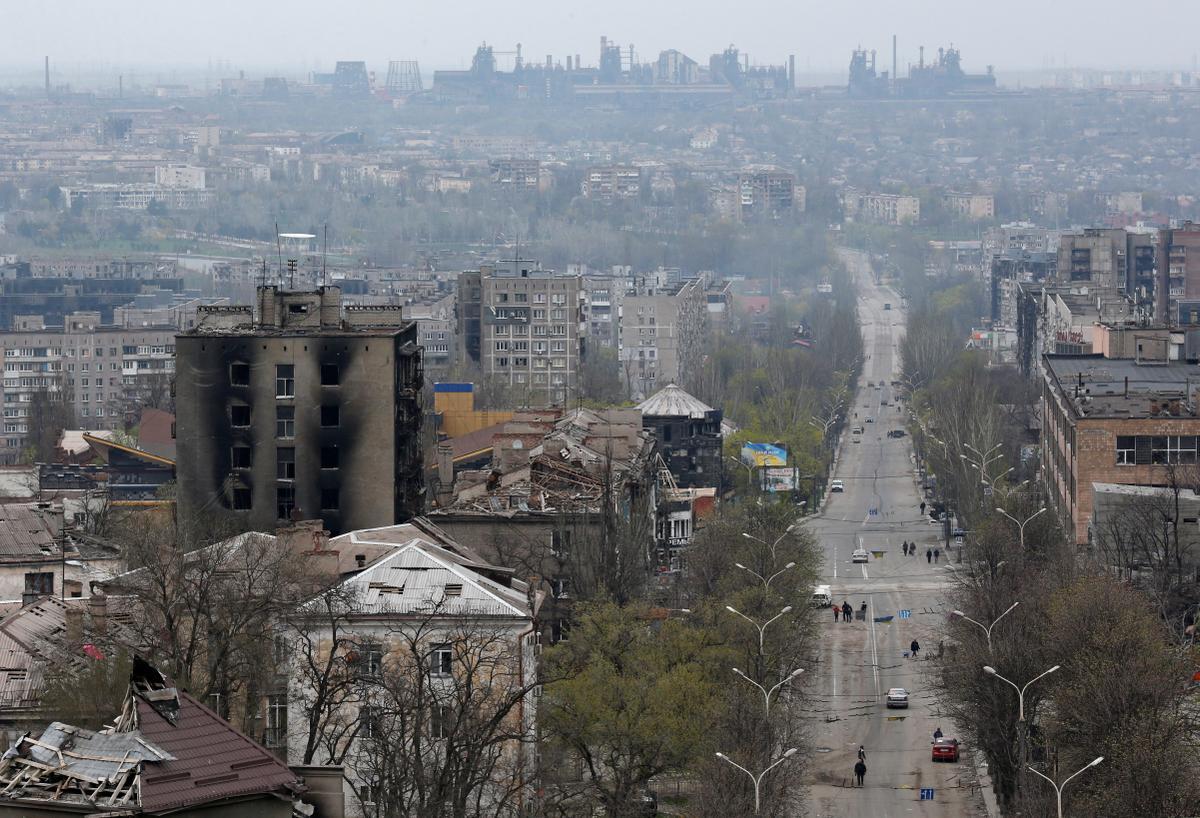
left=858, top=746, right=866, bottom=762
left=902, top=542, right=909, bottom=556
left=854, top=759, right=867, bottom=787
left=910, top=639, right=921, bottom=659
left=933, top=726, right=944, bottom=741
left=860, top=601, right=868, bottom=619
left=841, top=601, right=853, bottom=622
left=920, top=501, right=926, bottom=515
left=933, top=548, right=941, bottom=564
left=833, top=604, right=840, bottom=622
left=926, top=548, right=933, bottom=564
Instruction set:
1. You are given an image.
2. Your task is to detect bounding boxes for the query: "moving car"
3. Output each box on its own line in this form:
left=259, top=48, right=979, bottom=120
left=852, top=426, right=864, bottom=435
left=830, top=480, right=845, bottom=493
left=931, top=737, right=961, bottom=763
left=852, top=548, right=869, bottom=563
left=811, top=584, right=833, bottom=607
left=887, top=429, right=907, bottom=438
left=885, top=687, right=909, bottom=709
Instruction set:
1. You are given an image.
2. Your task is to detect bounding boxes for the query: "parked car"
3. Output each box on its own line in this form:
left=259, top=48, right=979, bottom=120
left=811, top=584, right=833, bottom=607
left=887, top=429, right=907, bottom=438
left=852, top=548, right=869, bottom=563
left=830, top=480, right=845, bottom=492
left=865, top=417, right=874, bottom=423
left=852, top=426, right=864, bottom=435
left=886, top=688, right=909, bottom=708
left=636, top=790, right=658, bottom=817
left=931, top=738, right=961, bottom=762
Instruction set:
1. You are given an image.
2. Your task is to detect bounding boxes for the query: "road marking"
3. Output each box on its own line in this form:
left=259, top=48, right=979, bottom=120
left=869, top=596, right=881, bottom=702
left=833, top=543, right=838, bottom=578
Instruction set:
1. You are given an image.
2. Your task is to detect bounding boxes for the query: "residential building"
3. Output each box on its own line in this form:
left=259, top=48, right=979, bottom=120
left=1156, top=222, right=1200, bottom=321
left=1057, top=228, right=1128, bottom=290
left=174, top=286, right=424, bottom=536
left=59, top=184, right=216, bottom=210
left=430, top=407, right=656, bottom=643
left=841, top=189, right=920, bottom=225
left=153, top=164, right=206, bottom=189
left=942, top=191, right=995, bottom=221
left=636, top=383, right=724, bottom=488
left=581, top=165, right=641, bottom=199
left=489, top=158, right=543, bottom=190
left=284, top=524, right=541, bottom=816
left=618, top=275, right=708, bottom=399
left=0, top=312, right=177, bottom=459
left=456, top=262, right=583, bottom=407
left=580, top=269, right=629, bottom=349
left=738, top=171, right=803, bottom=218
left=1041, top=354, right=1200, bottom=544
left=0, top=503, right=119, bottom=602
left=403, top=294, right=455, bottom=373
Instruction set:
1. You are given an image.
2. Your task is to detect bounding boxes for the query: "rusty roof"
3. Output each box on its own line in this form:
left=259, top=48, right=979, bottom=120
left=0, top=504, right=58, bottom=563
left=136, top=691, right=299, bottom=813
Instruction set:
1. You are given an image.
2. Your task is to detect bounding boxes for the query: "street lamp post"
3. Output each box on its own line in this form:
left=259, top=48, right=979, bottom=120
left=1027, top=757, right=1103, bottom=818
left=996, top=506, right=1048, bottom=550
left=735, top=561, right=797, bottom=591
left=741, top=524, right=797, bottom=563
left=732, top=666, right=804, bottom=718
left=726, top=605, right=793, bottom=654
left=715, top=748, right=799, bottom=815
left=984, top=664, right=1061, bottom=790
left=952, top=602, right=1019, bottom=656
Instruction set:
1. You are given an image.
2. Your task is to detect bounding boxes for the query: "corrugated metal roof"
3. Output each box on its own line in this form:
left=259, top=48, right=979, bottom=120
left=322, top=539, right=530, bottom=619
left=28, top=722, right=174, bottom=781
left=637, top=383, right=715, bottom=419
left=136, top=691, right=298, bottom=813
left=0, top=504, right=57, bottom=561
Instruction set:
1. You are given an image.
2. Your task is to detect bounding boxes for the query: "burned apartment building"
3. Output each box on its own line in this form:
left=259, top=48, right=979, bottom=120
left=175, top=286, right=423, bottom=536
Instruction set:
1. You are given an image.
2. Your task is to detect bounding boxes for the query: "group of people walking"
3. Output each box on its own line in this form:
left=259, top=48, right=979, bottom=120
left=900, top=541, right=941, bottom=563
left=833, top=600, right=868, bottom=622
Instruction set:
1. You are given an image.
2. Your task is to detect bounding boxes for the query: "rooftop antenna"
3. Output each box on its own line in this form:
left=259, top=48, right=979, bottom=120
left=275, top=222, right=284, bottom=287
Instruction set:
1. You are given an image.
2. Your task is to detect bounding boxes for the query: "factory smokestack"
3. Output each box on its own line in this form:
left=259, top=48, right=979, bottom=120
left=892, top=35, right=897, bottom=85
left=44, top=56, right=49, bottom=95
left=788, top=54, right=795, bottom=90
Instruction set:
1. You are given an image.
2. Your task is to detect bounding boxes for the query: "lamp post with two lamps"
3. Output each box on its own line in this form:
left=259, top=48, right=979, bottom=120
left=714, top=748, right=799, bottom=815
left=983, top=663, right=1061, bottom=790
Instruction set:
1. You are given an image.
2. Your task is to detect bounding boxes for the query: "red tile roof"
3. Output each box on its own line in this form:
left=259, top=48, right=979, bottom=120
left=136, top=691, right=298, bottom=813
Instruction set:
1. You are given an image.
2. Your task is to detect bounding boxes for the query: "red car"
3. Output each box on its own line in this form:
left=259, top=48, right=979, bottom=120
left=931, top=738, right=961, bottom=763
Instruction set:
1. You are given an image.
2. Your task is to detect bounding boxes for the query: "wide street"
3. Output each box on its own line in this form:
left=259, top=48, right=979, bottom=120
left=802, top=251, right=988, bottom=817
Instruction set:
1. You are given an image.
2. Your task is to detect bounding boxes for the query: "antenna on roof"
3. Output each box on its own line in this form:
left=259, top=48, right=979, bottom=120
left=275, top=222, right=284, bottom=288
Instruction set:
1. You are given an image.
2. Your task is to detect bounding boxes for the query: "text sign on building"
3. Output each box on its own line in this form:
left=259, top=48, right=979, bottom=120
left=920, top=788, right=935, bottom=800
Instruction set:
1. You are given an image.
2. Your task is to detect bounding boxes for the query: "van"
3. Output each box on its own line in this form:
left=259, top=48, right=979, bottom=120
left=811, top=584, right=832, bottom=607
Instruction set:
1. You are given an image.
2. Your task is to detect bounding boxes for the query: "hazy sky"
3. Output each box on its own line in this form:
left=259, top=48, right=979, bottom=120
left=8, top=0, right=1199, bottom=78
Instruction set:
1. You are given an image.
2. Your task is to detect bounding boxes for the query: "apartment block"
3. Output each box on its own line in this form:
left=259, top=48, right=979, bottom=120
left=489, top=158, right=543, bottom=190
left=174, top=286, right=423, bottom=535
left=581, top=165, right=641, bottom=199
left=0, top=312, right=177, bottom=461
left=1156, top=222, right=1200, bottom=321
left=943, top=191, right=995, bottom=221
left=841, top=189, right=920, bottom=225
left=1057, top=228, right=1128, bottom=289
left=403, top=294, right=456, bottom=373
left=1041, top=354, right=1200, bottom=544
left=738, top=171, right=803, bottom=217
left=619, top=274, right=708, bottom=399
left=456, top=263, right=583, bottom=406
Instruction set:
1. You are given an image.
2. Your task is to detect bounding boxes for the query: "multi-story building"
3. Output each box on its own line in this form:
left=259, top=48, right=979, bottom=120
left=618, top=274, right=708, bottom=399
left=1041, top=354, right=1200, bottom=544
left=59, top=184, right=216, bottom=210
left=636, top=383, right=723, bottom=489
left=0, top=312, right=178, bottom=460
left=581, top=165, right=641, bottom=199
left=942, top=191, right=995, bottom=221
left=738, top=171, right=803, bottom=218
left=841, top=189, right=920, bottom=225
left=174, top=286, right=423, bottom=535
left=403, top=294, right=456, bottom=374
left=1057, top=228, right=1128, bottom=289
left=456, top=262, right=583, bottom=406
left=1156, top=222, right=1200, bottom=321
left=580, top=267, right=633, bottom=349
left=489, top=158, right=542, bottom=190
left=153, top=164, right=207, bottom=189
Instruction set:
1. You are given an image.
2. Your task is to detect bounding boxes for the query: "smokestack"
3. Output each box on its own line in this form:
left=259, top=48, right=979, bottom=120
left=44, top=56, right=49, bottom=95
left=566, top=56, right=572, bottom=71
left=118, top=74, right=123, bottom=98
left=893, top=35, right=897, bottom=85
left=576, top=53, right=581, bottom=70
left=788, top=54, right=795, bottom=90
left=920, top=46, right=925, bottom=69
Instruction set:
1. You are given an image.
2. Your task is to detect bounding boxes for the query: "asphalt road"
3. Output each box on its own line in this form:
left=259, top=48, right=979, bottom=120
left=801, top=251, right=987, bottom=818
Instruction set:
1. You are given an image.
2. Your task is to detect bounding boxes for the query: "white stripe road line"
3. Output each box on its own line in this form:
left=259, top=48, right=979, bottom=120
left=869, top=596, right=881, bottom=702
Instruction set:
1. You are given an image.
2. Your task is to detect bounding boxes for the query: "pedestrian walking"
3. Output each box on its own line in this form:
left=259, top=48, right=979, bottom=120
left=902, top=542, right=908, bottom=556
left=910, top=639, right=920, bottom=659
left=920, top=501, right=926, bottom=515
left=841, top=601, right=853, bottom=622
left=857, top=745, right=866, bottom=762
left=934, top=548, right=941, bottom=564
left=854, top=759, right=867, bottom=787
left=933, top=726, right=944, bottom=741
left=833, top=604, right=840, bottom=623
left=926, top=548, right=933, bottom=564
left=860, top=601, right=868, bottom=620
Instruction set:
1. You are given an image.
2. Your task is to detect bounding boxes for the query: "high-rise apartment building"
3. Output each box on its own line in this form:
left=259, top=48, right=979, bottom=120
left=1156, top=222, right=1200, bottom=321
left=1057, top=228, right=1128, bottom=289
left=581, top=166, right=641, bottom=199
left=0, top=313, right=177, bottom=462
left=174, top=287, right=423, bottom=535
left=456, top=263, right=583, bottom=406
left=618, top=274, right=708, bottom=399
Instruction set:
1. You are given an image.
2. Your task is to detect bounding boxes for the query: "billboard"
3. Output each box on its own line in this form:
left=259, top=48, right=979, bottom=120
left=741, top=442, right=787, bottom=467
left=760, top=466, right=798, bottom=493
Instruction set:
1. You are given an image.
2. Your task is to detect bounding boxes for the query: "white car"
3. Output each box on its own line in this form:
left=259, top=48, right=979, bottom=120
left=830, top=480, right=845, bottom=493
left=852, top=548, right=869, bottom=563
left=886, top=687, right=909, bottom=708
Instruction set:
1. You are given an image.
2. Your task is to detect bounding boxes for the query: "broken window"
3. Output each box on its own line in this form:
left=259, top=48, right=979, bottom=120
left=229, top=362, right=250, bottom=386
left=265, top=693, right=288, bottom=747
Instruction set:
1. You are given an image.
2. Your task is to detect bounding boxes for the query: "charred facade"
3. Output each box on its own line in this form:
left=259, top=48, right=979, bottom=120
left=175, top=286, right=423, bottom=535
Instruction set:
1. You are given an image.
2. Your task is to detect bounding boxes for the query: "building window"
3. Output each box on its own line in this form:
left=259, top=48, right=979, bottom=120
left=359, top=705, right=383, bottom=741
left=232, top=486, right=252, bottom=510
left=1117, top=436, right=1136, bottom=465
left=265, top=694, right=287, bottom=747
left=429, top=644, right=453, bottom=677
left=231, top=446, right=251, bottom=468
left=321, top=363, right=339, bottom=386
left=321, top=446, right=338, bottom=469
left=551, top=577, right=571, bottom=599
left=230, top=362, right=250, bottom=386
left=276, top=406, right=295, bottom=438
left=277, top=447, right=296, bottom=480
left=321, top=488, right=339, bottom=510
left=353, top=642, right=384, bottom=677
left=275, top=365, right=295, bottom=398
left=430, top=704, right=451, bottom=739
left=230, top=404, right=251, bottom=427
left=24, top=572, right=54, bottom=598
left=277, top=484, right=296, bottom=520
left=551, top=530, right=571, bottom=559
left=320, top=405, right=339, bottom=427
